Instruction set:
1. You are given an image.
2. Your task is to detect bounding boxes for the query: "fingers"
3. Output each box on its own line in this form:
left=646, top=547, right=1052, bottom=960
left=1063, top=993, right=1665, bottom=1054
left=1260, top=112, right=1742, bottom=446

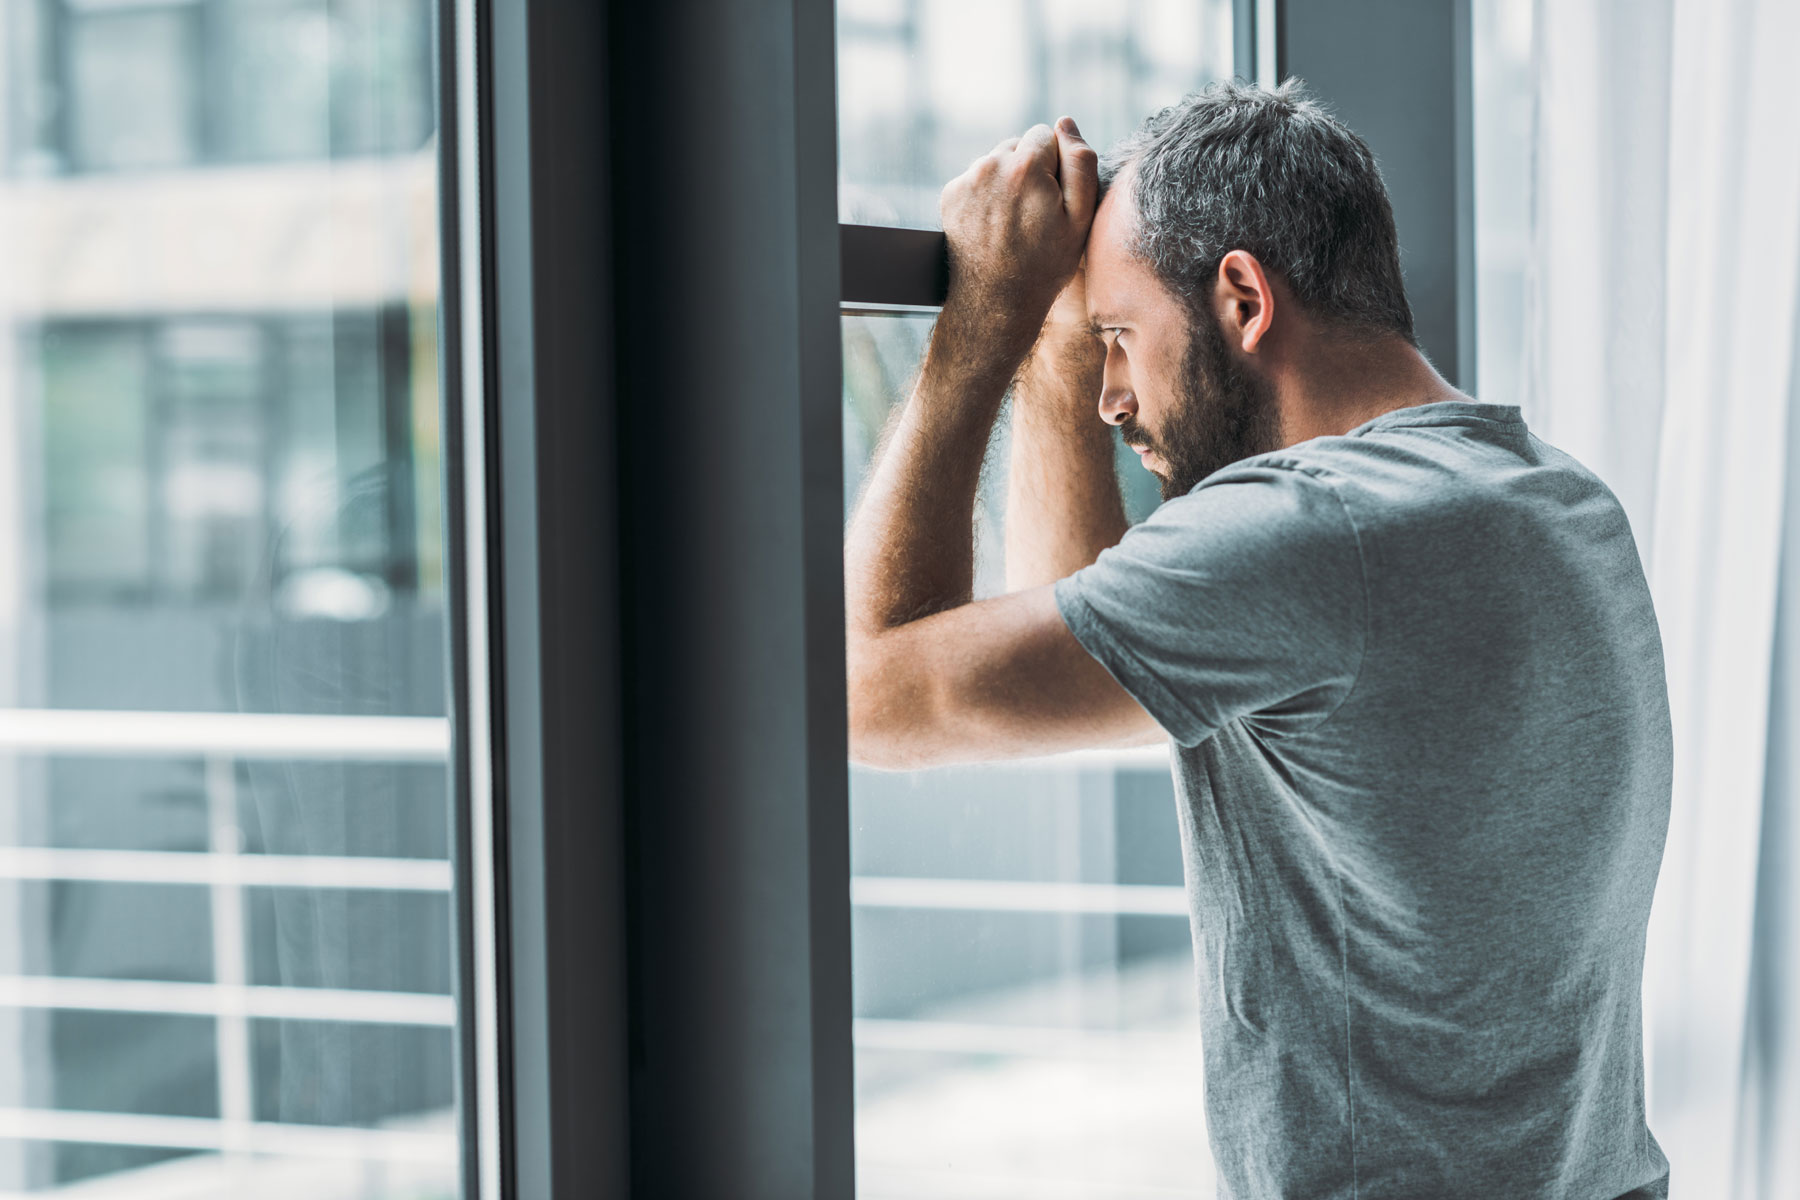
left=967, top=135, right=1020, bottom=176
left=1016, top=123, right=1058, bottom=172
left=1055, top=117, right=1098, bottom=222
left=937, top=119, right=1094, bottom=326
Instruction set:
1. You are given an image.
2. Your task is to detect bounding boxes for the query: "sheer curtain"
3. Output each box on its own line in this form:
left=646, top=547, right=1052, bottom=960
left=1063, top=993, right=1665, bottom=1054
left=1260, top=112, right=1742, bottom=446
left=1524, top=0, right=1800, bottom=1194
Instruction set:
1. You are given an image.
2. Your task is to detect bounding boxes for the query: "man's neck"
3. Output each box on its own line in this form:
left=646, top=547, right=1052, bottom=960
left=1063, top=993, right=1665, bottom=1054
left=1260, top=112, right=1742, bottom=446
left=1273, top=336, right=1465, bottom=448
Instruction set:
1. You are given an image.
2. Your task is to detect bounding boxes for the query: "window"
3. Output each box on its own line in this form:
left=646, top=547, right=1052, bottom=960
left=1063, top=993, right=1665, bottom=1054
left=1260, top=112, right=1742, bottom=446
left=838, top=4, right=1236, bottom=1193
left=0, top=0, right=459, bottom=1194
left=0, top=2, right=1478, bottom=1193
left=13, top=0, right=435, bottom=176
left=839, top=0, right=1235, bottom=229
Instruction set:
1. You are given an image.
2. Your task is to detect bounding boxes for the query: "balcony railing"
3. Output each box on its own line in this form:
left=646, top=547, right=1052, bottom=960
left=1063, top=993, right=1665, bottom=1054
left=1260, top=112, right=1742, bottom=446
left=0, top=707, right=1186, bottom=1181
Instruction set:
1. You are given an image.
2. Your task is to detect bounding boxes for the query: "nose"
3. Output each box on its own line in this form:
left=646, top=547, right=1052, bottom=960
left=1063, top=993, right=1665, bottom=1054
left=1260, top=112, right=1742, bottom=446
left=1097, top=337, right=1136, bottom=425
left=1098, top=386, right=1136, bottom=426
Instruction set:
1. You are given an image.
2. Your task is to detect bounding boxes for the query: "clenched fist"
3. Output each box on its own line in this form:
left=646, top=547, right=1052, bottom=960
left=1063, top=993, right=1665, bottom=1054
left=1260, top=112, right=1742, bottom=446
left=938, top=117, right=1099, bottom=341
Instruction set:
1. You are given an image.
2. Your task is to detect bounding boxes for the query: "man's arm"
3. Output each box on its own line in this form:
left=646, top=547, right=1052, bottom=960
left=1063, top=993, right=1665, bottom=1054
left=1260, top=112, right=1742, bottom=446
left=844, top=119, right=1162, bottom=769
left=845, top=585, right=1165, bottom=770
left=1005, top=273, right=1127, bottom=591
left=842, top=294, right=1025, bottom=633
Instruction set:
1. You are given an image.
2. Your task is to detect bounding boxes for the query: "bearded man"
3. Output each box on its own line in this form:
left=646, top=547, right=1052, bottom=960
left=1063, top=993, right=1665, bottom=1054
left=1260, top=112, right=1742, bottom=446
left=843, top=81, right=1672, bottom=1200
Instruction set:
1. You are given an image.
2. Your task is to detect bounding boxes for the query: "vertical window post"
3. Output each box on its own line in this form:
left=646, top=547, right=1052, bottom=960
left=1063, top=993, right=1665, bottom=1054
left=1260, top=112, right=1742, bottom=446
left=456, top=1, right=851, bottom=1196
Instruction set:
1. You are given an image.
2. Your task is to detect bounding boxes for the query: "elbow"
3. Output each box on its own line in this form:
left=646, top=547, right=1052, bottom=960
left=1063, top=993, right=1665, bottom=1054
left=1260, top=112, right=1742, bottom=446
left=846, top=714, right=913, bottom=773
left=845, top=633, right=935, bottom=772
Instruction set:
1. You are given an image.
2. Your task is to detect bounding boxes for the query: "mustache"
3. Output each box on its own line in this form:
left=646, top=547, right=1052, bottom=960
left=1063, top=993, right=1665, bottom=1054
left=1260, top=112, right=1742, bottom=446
left=1116, top=416, right=1158, bottom=455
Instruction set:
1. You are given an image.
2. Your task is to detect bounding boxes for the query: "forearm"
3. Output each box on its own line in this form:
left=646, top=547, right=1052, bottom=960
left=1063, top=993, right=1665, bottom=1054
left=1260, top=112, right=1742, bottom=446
left=845, top=305, right=1036, bottom=637
left=1005, top=335, right=1127, bottom=590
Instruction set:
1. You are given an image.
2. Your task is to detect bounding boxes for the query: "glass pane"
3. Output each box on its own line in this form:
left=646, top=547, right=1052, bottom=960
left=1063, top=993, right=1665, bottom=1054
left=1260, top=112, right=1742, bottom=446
left=0, top=0, right=458, bottom=1194
left=67, top=7, right=200, bottom=172
left=840, top=3, right=1236, bottom=1189
left=837, top=0, right=1237, bottom=228
left=1472, top=0, right=1534, bottom=406
left=844, top=314, right=1211, bottom=1197
left=23, top=0, right=434, bottom=175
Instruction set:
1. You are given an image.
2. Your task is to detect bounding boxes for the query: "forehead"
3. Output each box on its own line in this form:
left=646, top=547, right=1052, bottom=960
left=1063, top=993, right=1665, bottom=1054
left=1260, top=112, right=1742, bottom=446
left=1087, top=180, right=1137, bottom=280
left=1085, top=178, right=1176, bottom=325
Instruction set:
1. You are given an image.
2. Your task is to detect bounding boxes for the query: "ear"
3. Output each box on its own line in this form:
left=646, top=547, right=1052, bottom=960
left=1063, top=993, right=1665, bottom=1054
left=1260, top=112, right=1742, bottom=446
left=1215, top=250, right=1275, bottom=354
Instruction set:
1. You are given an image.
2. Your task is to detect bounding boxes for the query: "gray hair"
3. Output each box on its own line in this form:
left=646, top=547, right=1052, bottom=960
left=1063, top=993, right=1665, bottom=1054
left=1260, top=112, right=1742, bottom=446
left=1098, top=78, right=1415, bottom=343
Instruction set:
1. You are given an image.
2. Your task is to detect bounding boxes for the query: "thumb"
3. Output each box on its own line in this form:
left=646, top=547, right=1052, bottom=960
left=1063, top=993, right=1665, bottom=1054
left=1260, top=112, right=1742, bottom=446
left=1055, top=117, right=1099, bottom=224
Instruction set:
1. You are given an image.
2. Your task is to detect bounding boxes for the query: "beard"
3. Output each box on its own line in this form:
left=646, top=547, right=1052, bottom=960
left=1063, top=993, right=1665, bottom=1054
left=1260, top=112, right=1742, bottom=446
left=1119, top=314, right=1281, bottom=501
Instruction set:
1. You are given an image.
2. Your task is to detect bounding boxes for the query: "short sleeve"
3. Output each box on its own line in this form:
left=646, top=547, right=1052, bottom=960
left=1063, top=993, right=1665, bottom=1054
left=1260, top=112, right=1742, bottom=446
left=1054, top=462, right=1367, bottom=747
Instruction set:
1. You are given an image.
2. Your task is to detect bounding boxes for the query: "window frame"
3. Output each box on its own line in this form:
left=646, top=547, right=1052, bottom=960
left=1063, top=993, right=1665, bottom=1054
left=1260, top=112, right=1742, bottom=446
left=444, top=0, right=849, bottom=1196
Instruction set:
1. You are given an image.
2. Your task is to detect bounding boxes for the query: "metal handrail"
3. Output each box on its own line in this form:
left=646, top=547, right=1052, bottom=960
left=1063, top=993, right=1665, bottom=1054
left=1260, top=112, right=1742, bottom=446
left=0, top=975, right=453, bottom=1027
left=0, top=707, right=1172, bottom=768
left=0, top=708, right=448, bottom=761
left=0, top=846, right=451, bottom=891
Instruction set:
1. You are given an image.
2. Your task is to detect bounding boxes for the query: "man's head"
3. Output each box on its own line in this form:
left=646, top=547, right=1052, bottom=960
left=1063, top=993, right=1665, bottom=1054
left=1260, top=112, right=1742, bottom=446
left=1083, top=80, right=1414, bottom=498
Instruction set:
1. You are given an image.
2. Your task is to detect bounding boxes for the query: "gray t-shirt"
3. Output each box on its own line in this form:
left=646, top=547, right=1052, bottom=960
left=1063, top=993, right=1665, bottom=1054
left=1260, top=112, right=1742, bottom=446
left=1055, top=401, right=1672, bottom=1199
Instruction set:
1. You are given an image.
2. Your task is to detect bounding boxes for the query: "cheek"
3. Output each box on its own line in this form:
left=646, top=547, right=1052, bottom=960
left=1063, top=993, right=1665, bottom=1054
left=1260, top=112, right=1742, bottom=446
left=1135, top=339, right=1187, bottom=418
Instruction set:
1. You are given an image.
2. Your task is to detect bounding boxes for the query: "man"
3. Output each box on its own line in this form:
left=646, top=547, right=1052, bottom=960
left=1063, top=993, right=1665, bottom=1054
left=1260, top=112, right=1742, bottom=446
left=844, top=81, right=1672, bottom=1199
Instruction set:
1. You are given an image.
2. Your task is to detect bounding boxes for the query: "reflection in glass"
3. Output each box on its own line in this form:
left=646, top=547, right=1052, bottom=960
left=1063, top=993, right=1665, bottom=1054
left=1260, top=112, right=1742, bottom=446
left=0, top=0, right=455, bottom=1195
left=844, top=315, right=1210, bottom=1197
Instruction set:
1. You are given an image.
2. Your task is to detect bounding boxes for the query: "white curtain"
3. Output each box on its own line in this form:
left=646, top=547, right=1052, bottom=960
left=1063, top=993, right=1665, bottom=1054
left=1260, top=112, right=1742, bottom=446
left=1526, top=0, right=1800, bottom=1194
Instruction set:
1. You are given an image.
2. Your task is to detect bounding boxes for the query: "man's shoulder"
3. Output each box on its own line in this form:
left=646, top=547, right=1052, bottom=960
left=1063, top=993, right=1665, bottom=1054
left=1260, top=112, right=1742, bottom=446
left=1198, top=416, right=1649, bottom=614
left=1173, top=439, right=1405, bottom=545
left=1195, top=410, right=1614, bottom=536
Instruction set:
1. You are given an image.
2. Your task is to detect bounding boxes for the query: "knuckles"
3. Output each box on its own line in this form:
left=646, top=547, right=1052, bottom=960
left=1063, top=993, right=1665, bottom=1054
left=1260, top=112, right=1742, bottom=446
left=937, top=122, right=1093, bottom=293
left=1002, top=154, right=1039, bottom=186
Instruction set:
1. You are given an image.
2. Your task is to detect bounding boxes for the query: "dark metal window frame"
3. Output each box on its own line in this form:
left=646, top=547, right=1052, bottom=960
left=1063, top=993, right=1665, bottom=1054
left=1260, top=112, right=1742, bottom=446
left=437, top=1, right=1472, bottom=1197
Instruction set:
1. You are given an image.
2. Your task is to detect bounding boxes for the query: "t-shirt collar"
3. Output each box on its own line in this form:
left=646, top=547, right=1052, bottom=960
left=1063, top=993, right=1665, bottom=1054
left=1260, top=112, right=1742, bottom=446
left=1348, top=399, right=1524, bottom=437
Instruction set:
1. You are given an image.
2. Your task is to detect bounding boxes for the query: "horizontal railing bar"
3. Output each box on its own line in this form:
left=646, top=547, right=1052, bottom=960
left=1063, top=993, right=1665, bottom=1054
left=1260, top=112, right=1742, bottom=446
left=0, top=708, right=1173, bottom=770
left=3, top=850, right=1188, bottom=916
left=3, top=980, right=1211, bottom=1061
left=0, top=847, right=453, bottom=891
left=0, top=976, right=454, bottom=1026
left=0, top=1107, right=454, bottom=1162
left=853, top=1017, right=1199, bottom=1062
left=850, top=877, right=1188, bottom=916
left=0, top=708, right=450, bottom=761
left=852, top=743, right=1173, bottom=773
left=6, top=982, right=1205, bottom=1060
left=1027, top=743, right=1170, bottom=769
